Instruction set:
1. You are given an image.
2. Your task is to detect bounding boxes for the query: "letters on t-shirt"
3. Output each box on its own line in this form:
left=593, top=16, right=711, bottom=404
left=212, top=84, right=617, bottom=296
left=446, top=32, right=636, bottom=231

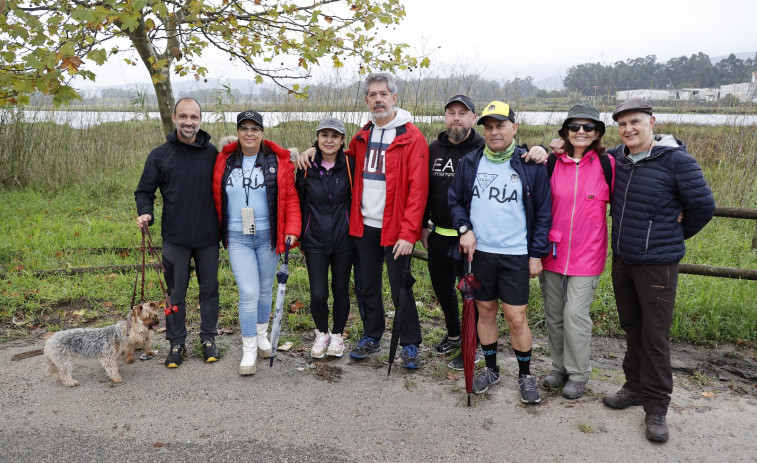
left=472, top=172, right=520, bottom=204
left=363, top=146, right=387, bottom=181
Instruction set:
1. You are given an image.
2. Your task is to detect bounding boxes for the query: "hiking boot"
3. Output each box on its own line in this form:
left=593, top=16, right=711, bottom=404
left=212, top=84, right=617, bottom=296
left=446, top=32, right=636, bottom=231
left=311, top=330, right=331, bottom=359
left=448, top=348, right=483, bottom=371
left=401, top=344, right=421, bottom=370
left=164, top=344, right=187, bottom=368
left=435, top=337, right=461, bottom=355
left=562, top=379, right=587, bottom=399
left=472, top=367, right=500, bottom=394
left=603, top=386, right=643, bottom=409
left=349, top=336, right=380, bottom=360
left=326, top=333, right=345, bottom=357
left=202, top=338, right=219, bottom=363
left=518, top=374, right=541, bottom=404
left=645, top=413, right=669, bottom=443
left=542, top=369, right=567, bottom=389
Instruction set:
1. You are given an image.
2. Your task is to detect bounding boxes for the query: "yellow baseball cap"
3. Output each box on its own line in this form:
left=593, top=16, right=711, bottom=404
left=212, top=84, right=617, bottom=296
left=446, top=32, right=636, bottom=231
left=477, top=101, right=515, bottom=125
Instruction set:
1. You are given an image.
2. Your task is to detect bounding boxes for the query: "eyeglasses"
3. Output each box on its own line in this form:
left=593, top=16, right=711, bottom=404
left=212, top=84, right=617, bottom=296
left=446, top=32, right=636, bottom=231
left=567, top=123, right=597, bottom=133
left=238, top=125, right=263, bottom=134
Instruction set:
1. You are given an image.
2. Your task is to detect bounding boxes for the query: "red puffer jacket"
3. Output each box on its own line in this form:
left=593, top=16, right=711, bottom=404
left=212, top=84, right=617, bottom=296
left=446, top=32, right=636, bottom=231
left=213, top=139, right=301, bottom=254
left=347, top=121, right=429, bottom=246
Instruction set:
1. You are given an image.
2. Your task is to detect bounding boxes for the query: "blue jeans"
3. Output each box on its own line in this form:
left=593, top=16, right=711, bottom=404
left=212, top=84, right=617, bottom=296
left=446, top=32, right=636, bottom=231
left=227, top=229, right=279, bottom=337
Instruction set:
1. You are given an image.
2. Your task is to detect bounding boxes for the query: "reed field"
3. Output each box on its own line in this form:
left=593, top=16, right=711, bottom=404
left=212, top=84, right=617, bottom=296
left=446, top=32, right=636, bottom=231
left=0, top=106, right=755, bottom=348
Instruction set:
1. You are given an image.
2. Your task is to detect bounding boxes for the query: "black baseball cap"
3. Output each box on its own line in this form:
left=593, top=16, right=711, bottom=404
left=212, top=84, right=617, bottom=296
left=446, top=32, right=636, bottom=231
left=237, top=110, right=264, bottom=128
left=445, top=94, right=476, bottom=113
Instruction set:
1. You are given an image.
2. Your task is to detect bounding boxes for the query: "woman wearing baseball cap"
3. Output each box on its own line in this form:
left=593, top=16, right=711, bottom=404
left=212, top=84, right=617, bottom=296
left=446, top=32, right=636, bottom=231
left=540, top=103, right=615, bottom=399
left=296, top=117, right=355, bottom=359
left=212, top=110, right=301, bottom=375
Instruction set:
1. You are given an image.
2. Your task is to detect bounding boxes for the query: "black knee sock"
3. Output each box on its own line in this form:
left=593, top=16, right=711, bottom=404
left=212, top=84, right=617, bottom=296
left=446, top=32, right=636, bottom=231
left=481, top=342, right=498, bottom=373
left=513, top=348, right=532, bottom=377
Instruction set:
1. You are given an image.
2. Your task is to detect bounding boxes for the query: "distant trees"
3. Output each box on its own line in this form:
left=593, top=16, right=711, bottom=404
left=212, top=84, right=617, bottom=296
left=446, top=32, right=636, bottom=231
left=563, top=53, right=757, bottom=96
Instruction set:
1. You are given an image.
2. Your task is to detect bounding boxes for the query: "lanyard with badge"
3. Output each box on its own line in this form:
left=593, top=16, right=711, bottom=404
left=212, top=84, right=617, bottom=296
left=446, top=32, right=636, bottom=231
left=240, top=158, right=257, bottom=235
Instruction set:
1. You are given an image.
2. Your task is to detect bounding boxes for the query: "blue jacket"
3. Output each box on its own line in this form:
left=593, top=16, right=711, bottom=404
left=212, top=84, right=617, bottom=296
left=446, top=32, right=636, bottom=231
left=608, top=135, right=715, bottom=265
left=448, top=145, right=552, bottom=260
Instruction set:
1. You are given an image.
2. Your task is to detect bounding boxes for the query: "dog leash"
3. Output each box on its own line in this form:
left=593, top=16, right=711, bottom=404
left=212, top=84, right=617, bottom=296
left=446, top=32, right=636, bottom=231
left=130, top=228, right=176, bottom=317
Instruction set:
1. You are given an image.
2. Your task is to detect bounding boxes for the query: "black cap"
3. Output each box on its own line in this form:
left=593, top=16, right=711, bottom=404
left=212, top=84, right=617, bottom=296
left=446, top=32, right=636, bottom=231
left=445, top=94, right=476, bottom=113
left=237, top=110, right=264, bottom=128
left=612, top=98, right=653, bottom=121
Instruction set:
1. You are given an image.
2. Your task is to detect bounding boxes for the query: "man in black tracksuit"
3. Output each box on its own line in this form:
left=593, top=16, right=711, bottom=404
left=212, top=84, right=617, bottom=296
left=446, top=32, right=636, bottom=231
left=421, top=95, right=484, bottom=368
left=135, top=98, right=221, bottom=368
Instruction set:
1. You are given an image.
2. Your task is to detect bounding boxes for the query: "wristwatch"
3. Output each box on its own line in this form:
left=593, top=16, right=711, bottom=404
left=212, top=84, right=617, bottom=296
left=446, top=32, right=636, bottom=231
left=458, top=224, right=469, bottom=236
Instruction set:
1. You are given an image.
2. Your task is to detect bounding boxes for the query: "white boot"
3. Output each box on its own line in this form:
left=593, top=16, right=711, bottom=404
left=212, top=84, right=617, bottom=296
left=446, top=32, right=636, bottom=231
left=257, top=323, right=272, bottom=358
left=239, top=336, right=257, bottom=376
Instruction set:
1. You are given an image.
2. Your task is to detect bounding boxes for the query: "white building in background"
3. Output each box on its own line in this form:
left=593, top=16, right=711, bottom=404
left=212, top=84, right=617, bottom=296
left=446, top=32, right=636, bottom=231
left=616, top=89, right=676, bottom=100
left=719, top=72, right=757, bottom=102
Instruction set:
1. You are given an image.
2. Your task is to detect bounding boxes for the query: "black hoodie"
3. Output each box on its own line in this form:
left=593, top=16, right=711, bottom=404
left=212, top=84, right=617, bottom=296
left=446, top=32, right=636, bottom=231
left=135, top=129, right=220, bottom=247
left=423, top=129, right=485, bottom=230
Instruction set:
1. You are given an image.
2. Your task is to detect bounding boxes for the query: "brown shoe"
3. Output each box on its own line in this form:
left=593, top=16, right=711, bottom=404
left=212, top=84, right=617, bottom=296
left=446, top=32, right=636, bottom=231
left=602, top=386, right=643, bottom=409
left=645, top=413, right=669, bottom=443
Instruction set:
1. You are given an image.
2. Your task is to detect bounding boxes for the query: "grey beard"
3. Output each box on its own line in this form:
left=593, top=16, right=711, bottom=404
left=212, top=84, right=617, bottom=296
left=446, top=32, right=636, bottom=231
left=447, top=126, right=468, bottom=143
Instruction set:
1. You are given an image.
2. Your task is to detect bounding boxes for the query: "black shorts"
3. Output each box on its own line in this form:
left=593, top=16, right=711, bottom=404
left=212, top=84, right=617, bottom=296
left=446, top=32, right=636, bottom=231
left=471, top=251, right=530, bottom=306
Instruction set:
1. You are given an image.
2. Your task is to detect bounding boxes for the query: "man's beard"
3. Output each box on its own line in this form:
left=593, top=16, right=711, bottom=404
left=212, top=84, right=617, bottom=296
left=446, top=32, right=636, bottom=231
left=447, top=125, right=469, bottom=143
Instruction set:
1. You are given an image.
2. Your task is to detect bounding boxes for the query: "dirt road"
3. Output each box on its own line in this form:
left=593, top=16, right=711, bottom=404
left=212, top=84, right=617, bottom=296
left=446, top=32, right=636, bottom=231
left=1, top=334, right=755, bottom=462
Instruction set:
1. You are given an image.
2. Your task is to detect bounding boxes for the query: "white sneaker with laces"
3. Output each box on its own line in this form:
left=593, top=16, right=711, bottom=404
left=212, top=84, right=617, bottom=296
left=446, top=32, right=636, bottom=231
left=311, top=330, right=331, bottom=358
left=326, top=333, right=345, bottom=357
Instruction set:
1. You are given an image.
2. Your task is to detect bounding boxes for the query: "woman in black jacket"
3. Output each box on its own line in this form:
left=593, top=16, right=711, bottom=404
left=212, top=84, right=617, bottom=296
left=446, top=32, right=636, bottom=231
left=296, top=117, right=355, bottom=358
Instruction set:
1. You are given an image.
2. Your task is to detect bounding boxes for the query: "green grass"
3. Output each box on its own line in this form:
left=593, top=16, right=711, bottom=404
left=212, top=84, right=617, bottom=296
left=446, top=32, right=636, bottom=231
left=0, top=115, right=755, bottom=345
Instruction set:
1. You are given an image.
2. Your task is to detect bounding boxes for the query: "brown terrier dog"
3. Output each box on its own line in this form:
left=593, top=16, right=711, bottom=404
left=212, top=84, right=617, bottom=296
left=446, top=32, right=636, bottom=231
left=44, top=301, right=161, bottom=386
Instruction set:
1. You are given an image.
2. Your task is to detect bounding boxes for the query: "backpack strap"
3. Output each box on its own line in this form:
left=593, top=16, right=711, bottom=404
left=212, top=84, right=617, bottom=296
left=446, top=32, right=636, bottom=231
left=547, top=152, right=557, bottom=178
left=597, top=153, right=613, bottom=193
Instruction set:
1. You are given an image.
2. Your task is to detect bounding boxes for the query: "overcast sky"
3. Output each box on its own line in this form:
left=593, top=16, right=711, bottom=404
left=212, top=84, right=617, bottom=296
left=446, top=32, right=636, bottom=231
left=86, top=0, right=755, bottom=88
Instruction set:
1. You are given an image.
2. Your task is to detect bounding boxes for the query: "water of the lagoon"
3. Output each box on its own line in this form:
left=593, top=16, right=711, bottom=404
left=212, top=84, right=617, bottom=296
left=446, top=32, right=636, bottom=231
left=15, top=109, right=757, bottom=128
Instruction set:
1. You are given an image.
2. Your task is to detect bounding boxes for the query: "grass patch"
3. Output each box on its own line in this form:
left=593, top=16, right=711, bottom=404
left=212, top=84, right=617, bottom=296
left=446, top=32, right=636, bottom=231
left=0, top=117, right=754, bottom=346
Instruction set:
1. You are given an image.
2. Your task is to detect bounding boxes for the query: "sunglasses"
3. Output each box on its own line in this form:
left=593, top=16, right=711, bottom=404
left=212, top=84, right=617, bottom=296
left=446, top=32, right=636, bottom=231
left=566, top=122, right=597, bottom=133
left=238, top=125, right=263, bottom=134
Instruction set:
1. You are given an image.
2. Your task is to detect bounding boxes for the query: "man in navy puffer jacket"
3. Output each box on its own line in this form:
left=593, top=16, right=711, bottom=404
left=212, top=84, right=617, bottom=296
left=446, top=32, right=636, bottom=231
left=602, top=98, right=715, bottom=443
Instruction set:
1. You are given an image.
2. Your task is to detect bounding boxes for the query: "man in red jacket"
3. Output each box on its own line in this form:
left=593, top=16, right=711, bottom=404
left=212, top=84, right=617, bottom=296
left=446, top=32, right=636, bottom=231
left=345, top=72, right=429, bottom=368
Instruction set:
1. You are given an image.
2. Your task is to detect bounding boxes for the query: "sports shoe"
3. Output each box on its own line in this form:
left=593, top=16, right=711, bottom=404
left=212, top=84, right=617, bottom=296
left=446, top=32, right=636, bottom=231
left=518, top=374, right=541, bottom=404
left=448, top=348, right=482, bottom=371
left=164, top=344, right=187, bottom=368
left=562, top=379, right=587, bottom=399
left=311, top=330, right=331, bottom=359
left=645, top=413, right=669, bottom=443
left=401, top=344, right=421, bottom=369
left=326, top=333, right=345, bottom=357
left=542, top=369, right=567, bottom=389
left=472, top=367, right=500, bottom=394
left=435, top=337, right=461, bottom=355
left=349, top=336, right=380, bottom=360
left=603, top=386, right=643, bottom=409
left=202, top=338, right=219, bottom=363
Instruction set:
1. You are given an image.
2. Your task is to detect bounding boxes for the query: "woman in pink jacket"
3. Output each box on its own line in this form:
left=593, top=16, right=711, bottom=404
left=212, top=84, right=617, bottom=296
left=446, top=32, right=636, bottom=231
left=540, top=103, right=615, bottom=399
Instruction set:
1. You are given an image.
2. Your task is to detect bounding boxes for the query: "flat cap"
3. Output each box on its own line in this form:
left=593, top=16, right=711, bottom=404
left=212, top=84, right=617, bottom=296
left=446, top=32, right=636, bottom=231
left=612, top=97, right=653, bottom=121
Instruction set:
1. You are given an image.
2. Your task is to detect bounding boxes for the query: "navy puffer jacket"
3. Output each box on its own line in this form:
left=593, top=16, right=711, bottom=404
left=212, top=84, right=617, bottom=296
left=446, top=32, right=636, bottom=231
left=608, top=135, right=715, bottom=265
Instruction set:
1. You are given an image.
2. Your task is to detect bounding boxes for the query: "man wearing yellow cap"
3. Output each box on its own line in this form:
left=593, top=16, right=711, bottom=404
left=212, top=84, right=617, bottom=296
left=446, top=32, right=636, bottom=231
left=448, top=101, right=552, bottom=403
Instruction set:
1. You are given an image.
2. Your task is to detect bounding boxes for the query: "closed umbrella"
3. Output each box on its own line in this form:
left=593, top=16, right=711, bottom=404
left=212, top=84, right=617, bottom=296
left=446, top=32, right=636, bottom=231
left=457, top=255, right=481, bottom=406
left=269, top=239, right=291, bottom=367
left=387, top=254, right=415, bottom=376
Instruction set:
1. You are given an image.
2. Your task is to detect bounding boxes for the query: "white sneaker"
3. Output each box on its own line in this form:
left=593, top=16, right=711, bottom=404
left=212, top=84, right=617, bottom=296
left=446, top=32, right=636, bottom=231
left=311, top=330, right=331, bottom=359
left=326, top=333, right=345, bottom=357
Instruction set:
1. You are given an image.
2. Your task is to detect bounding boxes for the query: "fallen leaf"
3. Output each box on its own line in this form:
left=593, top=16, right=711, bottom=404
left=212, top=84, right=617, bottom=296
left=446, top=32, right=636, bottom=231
left=278, top=341, right=293, bottom=351
left=446, top=371, right=460, bottom=381
left=103, top=301, right=113, bottom=306
left=153, top=442, right=165, bottom=448
left=290, top=301, right=304, bottom=312
left=72, top=310, right=85, bottom=316
left=701, top=391, right=716, bottom=398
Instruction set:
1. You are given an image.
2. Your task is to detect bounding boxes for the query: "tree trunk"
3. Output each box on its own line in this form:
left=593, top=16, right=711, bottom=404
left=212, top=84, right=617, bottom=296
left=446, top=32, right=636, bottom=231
left=123, top=18, right=176, bottom=135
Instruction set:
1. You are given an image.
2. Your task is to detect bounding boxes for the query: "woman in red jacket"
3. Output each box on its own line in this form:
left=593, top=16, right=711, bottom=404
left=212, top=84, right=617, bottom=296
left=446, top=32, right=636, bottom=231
left=212, top=110, right=301, bottom=376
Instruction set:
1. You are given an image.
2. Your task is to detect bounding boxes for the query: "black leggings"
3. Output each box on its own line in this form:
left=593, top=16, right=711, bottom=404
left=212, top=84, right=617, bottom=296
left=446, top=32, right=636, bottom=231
left=305, top=249, right=353, bottom=334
